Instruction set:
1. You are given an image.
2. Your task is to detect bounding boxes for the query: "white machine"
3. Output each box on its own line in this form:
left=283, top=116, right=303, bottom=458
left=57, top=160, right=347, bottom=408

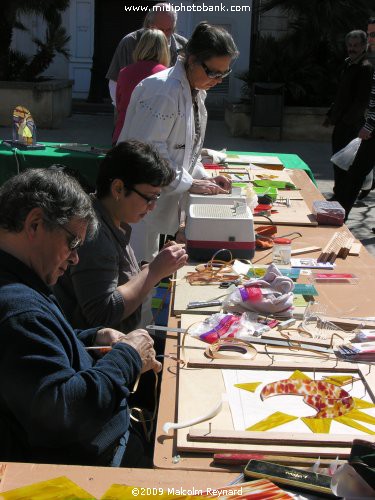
left=185, top=202, right=255, bottom=261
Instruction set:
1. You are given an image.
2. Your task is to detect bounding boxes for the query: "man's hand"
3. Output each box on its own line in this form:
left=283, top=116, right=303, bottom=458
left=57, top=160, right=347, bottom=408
left=211, top=174, right=232, bottom=192
left=118, top=329, right=162, bottom=373
left=95, top=328, right=127, bottom=346
left=189, top=178, right=228, bottom=195
left=149, top=242, right=188, bottom=280
left=358, top=127, right=372, bottom=140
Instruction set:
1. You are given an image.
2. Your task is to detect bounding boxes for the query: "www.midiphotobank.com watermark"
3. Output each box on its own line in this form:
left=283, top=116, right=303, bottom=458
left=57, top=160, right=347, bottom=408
left=124, top=3, right=251, bottom=13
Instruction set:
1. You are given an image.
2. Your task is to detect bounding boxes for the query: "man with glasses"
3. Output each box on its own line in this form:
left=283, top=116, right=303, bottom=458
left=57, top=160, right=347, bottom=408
left=54, top=141, right=188, bottom=333
left=0, top=168, right=161, bottom=466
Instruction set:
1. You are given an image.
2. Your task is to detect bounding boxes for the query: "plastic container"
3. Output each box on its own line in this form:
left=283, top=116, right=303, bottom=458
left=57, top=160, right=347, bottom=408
left=272, top=237, right=292, bottom=265
left=309, top=272, right=359, bottom=284
left=312, top=200, right=345, bottom=226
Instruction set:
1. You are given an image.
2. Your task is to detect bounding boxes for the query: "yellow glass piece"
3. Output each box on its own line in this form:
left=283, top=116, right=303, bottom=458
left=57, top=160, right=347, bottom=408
left=235, top=382, right=262, bottom=392
left=301, top=417, right=331, bottom=433
left=352, top=397, right=375, bottom=409
left=246, top=411, right=298, bottom=431
left=0, top=476, right=94, bottom=500
left=323, top=375, right=357, bottom=386
left=289, top=370, right=311, bottom=381
left=252, top=268, right=266, bottom=277
left=335, top=416, right=375, bottom=435
left=23, top=126, right=32, bottom=138
left=344, top=409, right=375, bottom=425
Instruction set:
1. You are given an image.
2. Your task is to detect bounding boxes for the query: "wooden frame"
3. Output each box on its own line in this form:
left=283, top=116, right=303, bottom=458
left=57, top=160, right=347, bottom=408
left=175, top=363, right=375, bottom=458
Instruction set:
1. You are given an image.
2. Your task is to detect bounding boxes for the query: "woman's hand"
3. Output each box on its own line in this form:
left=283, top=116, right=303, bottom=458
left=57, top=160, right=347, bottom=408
left=149, top=242, right=188, bottom=280
left=189, top=179, right=228, bottom=195
left=211, top=174, right=232, bottom=191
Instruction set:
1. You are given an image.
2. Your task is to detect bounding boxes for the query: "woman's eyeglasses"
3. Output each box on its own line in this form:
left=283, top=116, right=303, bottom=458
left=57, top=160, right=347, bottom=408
left=201, top=61, right=232, bottom=79
left=130, top=186, right=161, bottom=206
left=58, top=225, right=83, bottom=251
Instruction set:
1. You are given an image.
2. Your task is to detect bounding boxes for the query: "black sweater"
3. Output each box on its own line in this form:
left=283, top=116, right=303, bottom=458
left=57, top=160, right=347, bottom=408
left=0, top=249, right=141, bottom=465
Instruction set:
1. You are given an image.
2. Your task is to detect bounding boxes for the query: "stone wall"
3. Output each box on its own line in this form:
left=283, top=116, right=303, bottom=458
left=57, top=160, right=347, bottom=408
left=225, top=101, right=331, bottom=141
left=0, top=80, right=73, bottom=129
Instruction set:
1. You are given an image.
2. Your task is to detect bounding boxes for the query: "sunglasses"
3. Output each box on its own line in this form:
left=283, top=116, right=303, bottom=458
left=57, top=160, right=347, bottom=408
left=201, top=61, right=232, bottom=79
left=130, top=186, right=161, bottom=206
left=59, top=224, right=83, bottom=251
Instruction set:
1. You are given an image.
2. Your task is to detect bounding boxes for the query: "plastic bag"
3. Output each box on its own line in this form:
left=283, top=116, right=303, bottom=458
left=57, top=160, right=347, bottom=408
left=222, top=263, right=294, bottom=318
left=188, top=312, right=263, bottom=344
left=331, top=138, right=361, bottom=171
left=244, top=184, right=259, bottom=212
left=362, top=169, right=373, bottom=190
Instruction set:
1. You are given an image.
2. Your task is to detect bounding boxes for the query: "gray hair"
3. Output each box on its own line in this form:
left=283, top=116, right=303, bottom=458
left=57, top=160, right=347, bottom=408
left=345, top=30, right=368, bottom=46
left=0, top=168, right=98, bottom=238
left=143, top=2, right=177, bottom=29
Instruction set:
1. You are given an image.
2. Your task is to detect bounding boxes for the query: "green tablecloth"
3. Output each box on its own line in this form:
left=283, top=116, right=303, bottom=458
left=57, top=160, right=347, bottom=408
left=0, top=142, right=105, bottom=187
left=0, top=142, right=316, bottom=187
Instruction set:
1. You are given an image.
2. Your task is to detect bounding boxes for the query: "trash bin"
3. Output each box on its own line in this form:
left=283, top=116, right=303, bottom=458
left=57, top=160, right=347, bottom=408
left=251, top=82, right=284, bottom=139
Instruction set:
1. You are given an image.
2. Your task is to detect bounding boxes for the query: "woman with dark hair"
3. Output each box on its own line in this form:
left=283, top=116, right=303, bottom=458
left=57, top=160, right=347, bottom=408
left=54, top=140, right=188, bottom=333
left=117, top=21, right=239, bottom=263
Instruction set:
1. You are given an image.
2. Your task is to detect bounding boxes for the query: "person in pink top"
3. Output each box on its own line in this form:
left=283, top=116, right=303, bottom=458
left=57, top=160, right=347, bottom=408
left=113, top=29, right=170, bottom=144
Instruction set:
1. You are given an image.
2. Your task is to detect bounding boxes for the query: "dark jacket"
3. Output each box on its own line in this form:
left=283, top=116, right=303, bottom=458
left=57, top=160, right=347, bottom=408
left=0, top=249, right=141, bottom=465
left=327, top=53, right=373, bottom=130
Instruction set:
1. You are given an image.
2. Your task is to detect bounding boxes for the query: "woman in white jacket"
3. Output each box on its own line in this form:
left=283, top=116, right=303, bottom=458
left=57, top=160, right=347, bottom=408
left=117, top=21, right=238, bottom=262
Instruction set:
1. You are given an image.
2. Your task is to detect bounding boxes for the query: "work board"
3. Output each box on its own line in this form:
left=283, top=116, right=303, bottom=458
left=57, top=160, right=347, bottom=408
left=254, top=199, right=318, bottom=227
left=226, top=155, right=284, bottom=170
left=173, top=265, right=225, bottom=315
left=175, top=362, right=375, bottom=458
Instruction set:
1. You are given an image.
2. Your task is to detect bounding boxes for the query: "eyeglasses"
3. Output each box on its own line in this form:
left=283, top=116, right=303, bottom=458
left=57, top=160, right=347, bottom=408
left=58, top=224, right=83, bottom=251
left=130, top=186, right=161, bottom=205
left=201, top=61, right=232, bottom=80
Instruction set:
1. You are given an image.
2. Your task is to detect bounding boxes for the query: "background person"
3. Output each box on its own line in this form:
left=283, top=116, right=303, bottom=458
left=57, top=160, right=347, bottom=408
left=106, top=2, right=187, bottom=106
left=0, top=168, right=161, bottom=467
left=112, top=29, right=170, bottom=145
left=118, top=21, right=238, bottom=264
left=336, top=67, right=375, bottom=219
left=358, top=17, right=375, bottom=199
left=54, top=141, right=188, bottom=332
left=323, top=30, right=372, bottom=200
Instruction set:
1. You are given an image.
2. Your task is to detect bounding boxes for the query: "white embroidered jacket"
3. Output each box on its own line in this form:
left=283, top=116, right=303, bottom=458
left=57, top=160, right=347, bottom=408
left=118, top=59, right=207, bottom=234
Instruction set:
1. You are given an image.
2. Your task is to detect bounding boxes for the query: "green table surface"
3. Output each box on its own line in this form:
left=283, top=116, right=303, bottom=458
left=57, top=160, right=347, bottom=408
left=0, top=142, right=316, bottom=187
left=0, top=141, right=106, bottom=188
